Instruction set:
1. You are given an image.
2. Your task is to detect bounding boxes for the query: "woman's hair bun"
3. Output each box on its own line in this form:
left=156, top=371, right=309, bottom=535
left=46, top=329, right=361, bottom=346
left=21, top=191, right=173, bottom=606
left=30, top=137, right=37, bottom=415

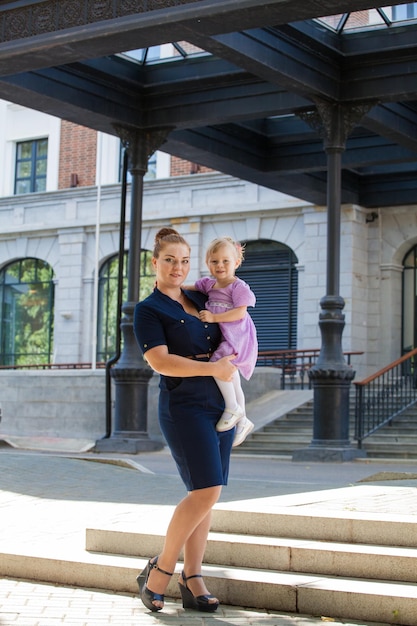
left=155, top=227, right=179, bottom=244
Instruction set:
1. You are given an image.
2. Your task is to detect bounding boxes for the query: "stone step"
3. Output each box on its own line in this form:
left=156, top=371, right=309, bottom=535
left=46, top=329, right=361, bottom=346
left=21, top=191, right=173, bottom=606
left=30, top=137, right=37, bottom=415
left=364, top=435, right=417, bottom=442
left=211, top=499, right=417, bottom=547
left=259, top=430, right=312, bottom=437
left=85, top=527, right=417, bottom=584
left=360, top=446, right=417, bottom=459
left=240, top=393, right=417, bottom=458
left=1, top=545, right=416, bottom=625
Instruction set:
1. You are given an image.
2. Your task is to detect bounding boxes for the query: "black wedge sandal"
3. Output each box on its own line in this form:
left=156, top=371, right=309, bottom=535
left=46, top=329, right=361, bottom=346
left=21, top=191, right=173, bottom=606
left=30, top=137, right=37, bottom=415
left=178, top=571, right=219, bottom=612
left=136, top=556, right=173, bottom=612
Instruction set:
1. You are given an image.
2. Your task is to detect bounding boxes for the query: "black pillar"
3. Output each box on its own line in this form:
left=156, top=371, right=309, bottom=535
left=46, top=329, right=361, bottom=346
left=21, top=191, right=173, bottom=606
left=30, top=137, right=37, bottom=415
left=95, top=126, right=171, bottom=454
left=293, top=102, right=372, bottom=462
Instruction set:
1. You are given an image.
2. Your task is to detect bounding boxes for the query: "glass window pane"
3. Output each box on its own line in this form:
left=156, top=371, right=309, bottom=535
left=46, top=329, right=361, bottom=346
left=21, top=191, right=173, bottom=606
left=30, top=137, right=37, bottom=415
left=17, top=142, right=32, bottom=159
left=37, top=139, right=48, bottom=157
left=16, top=161, right=31, bottom=178
left=15, top=180, right=31, bottom=195
left=36, top=159, right=47, bottom=176
left=35, top=178, right=46, bottom=192
left=392, top=3, right=417, bottom=20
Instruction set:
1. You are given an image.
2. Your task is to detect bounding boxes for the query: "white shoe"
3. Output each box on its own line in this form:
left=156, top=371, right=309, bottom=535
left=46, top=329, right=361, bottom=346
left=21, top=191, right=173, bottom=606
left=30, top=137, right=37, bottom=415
left=216, top=406, right=244, bottom=432
left=232, top=417, right=254, bottom=447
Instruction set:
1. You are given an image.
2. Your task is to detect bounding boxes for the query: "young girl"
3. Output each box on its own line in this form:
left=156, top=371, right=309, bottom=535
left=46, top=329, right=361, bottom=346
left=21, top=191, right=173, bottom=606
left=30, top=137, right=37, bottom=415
left=193, top=236, right=258, bottom=447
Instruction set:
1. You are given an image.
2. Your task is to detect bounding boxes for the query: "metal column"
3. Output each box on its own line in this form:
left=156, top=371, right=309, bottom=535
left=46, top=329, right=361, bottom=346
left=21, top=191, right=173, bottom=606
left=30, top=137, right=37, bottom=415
left=293, top=102, right=371, bottom=462
left=95, top=126, right=171, bottom=454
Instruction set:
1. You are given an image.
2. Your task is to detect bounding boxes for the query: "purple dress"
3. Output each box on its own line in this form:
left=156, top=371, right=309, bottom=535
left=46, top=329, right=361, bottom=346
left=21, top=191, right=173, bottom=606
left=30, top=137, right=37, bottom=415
left=194, top=276, right=258, bottom=380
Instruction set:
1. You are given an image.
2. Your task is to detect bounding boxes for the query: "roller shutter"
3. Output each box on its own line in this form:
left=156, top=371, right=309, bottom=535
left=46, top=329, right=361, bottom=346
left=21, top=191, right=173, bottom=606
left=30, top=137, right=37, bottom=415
left=237, top=240, right=298, bottom=352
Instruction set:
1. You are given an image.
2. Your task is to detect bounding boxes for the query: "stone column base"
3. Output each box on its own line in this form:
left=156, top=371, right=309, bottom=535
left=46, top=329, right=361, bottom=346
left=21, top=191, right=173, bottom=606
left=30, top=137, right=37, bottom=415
left=292, top=446, right=367, bottom=463
left=94, top=436, right=163, bottom=454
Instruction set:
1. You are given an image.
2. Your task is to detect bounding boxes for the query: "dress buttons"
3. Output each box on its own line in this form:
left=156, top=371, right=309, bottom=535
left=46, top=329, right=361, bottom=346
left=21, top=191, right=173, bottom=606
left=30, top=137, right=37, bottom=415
left=180, top=319, right=185, bottom=323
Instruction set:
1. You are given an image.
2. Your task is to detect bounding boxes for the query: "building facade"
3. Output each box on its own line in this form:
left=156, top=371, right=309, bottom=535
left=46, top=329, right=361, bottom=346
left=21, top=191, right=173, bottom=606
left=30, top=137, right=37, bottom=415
left=0, top=99, right=416, bottom=382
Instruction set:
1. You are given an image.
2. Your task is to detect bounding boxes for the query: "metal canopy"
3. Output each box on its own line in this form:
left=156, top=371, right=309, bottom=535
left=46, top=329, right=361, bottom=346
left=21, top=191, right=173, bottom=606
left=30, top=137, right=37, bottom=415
left=0, top=0, right=417, bottom=207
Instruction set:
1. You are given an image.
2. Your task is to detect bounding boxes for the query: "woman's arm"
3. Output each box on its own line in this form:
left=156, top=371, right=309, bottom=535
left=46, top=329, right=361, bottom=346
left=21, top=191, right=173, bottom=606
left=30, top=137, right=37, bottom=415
left=199, top=305, right=247, bottom=324
left=145, top=345, right=236, bottom=381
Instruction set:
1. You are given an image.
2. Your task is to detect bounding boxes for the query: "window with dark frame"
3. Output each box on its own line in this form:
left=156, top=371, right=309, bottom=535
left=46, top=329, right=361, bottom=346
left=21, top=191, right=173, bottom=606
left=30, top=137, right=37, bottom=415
left=14, top=138, right=48, bottom=195
left=97, top=250, right=154, bottom=363
left=0, top=258, right=54, bottom=366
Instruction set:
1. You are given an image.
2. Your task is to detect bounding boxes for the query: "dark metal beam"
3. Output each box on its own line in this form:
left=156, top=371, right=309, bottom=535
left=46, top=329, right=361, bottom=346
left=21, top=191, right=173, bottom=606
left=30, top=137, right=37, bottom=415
left=165, top=127, right=329, bottom=204
left=359, top=169, right=417, bottom=207
left=0, top=64, right=311, bottom=132
left=185, top=28, right=340, bottom=100
left=363, top=103, right=417, bottom=152
left=0, top=0, right=409, bottom=75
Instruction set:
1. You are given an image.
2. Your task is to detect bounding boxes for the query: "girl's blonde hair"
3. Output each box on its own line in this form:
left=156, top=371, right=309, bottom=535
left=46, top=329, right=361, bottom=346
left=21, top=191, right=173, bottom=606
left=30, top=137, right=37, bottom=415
left=205, top=236, right=244, bottom=267
left=153, top=227, right=190, bottom=258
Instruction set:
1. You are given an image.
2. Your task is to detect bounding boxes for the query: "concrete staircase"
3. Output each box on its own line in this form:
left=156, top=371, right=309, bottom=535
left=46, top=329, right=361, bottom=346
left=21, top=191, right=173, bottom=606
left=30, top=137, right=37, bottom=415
left=2, top=487, right=417, bottom=623
left=0, top=450, right=416, bottom=623
left=80, top=493, right=417, bottom=625
left=236, top=396, right=417, bottom=459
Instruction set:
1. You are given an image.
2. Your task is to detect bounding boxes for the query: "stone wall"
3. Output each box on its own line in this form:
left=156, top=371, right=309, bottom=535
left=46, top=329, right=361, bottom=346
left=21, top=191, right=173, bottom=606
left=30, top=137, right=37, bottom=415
left=0, top=370, right=107, bottom=441
left=0, top=366, right=282, bottom=444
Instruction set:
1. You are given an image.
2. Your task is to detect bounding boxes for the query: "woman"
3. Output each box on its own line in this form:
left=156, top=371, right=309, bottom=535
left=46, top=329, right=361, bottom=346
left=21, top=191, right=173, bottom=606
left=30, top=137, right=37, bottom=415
left=133, top=227, right=237, bottom=612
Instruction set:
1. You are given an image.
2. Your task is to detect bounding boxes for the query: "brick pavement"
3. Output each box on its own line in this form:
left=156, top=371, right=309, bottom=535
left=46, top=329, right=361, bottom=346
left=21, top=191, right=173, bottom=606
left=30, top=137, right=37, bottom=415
left=0, top=577, right=388, bottom=626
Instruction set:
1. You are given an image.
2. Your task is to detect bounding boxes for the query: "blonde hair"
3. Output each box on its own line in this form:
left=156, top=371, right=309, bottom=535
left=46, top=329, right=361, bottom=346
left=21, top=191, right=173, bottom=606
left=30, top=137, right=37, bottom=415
left=153, top=227, right=190, bottom=258
left=205, top=236, right=244, bottom=267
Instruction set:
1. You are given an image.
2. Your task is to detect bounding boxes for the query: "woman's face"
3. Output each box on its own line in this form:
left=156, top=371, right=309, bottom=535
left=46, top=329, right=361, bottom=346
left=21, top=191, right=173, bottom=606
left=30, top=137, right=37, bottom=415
left=152, top=243, right=190, bottom=289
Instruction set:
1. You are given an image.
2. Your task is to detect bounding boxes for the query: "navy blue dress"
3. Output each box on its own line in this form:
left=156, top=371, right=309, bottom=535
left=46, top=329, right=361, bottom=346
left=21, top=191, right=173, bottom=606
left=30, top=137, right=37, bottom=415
left=133, top=288, right=234, bottom=491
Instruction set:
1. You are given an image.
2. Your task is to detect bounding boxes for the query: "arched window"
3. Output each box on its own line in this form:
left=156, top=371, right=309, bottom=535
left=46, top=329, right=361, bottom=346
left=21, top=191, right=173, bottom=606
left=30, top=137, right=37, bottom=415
left=402, top=245, right=417, bottom=353
left=0, top=258, right=54, bottom=366
left=97, top=250, right=154, bottom=362
left=236, top=240, right=298, bottom=351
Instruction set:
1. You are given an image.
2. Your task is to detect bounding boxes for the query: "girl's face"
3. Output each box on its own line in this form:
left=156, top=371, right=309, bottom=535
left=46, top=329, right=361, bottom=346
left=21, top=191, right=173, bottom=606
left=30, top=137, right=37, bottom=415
left=207, top=244, right=239, bottom=284
left=152, top=243, right=190, bottom=289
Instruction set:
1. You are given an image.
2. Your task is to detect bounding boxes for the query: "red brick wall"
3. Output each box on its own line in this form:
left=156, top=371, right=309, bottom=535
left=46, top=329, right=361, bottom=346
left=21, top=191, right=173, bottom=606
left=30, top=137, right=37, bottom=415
left=319, top=10, right=370, bottom=30
left=170, top=156, right=213, bottom=176
left=58, top=121, right=97, bottom=189
left=58, top=122, right=214, bottom=186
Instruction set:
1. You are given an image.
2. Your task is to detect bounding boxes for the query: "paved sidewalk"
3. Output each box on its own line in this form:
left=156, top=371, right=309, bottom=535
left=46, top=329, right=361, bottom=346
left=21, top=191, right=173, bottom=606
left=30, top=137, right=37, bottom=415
left=0, top=577, right=390, bottom=626
left=0, top=447, right=416, bottom=626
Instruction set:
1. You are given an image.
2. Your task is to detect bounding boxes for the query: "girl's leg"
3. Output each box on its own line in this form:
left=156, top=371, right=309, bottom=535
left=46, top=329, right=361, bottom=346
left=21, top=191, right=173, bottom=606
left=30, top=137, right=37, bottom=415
left=230, top=372, right=255, bottom=447
left=213, top=377, right=239, bottom=412
left=144, top=485, right=222, bottom=608
left=214, top=371, right=245, bottom=431
left=231, top=370, right=245, bottom=414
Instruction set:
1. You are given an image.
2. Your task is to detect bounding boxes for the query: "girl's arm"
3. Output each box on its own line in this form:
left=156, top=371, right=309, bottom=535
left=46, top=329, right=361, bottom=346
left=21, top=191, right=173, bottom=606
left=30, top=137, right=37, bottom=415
left=199, top=305, right=247, bottom=324
left=144, top=345, right=237, bottom=381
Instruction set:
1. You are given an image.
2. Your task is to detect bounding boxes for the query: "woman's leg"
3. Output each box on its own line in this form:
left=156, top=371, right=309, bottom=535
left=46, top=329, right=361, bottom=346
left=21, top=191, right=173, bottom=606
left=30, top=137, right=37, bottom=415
left=181, top=509, right=218, bottom=602
left=145, top=485, right=221, bottom=607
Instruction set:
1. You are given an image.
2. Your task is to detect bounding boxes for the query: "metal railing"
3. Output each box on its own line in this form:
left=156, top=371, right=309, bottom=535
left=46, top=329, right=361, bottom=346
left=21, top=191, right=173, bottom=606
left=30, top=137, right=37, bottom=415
left=257, top=349, right=363, bottom=390
left=354, top=347, right=417, bottom=448
left=0, top=362, right=106, bottom=370
left=0, top=349, right=364, bottom=392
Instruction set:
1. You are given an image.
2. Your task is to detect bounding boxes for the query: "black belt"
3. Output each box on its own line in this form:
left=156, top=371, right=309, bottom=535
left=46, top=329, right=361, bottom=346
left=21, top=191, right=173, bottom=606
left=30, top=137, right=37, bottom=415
left=185, top=353, right=212, bottom=360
